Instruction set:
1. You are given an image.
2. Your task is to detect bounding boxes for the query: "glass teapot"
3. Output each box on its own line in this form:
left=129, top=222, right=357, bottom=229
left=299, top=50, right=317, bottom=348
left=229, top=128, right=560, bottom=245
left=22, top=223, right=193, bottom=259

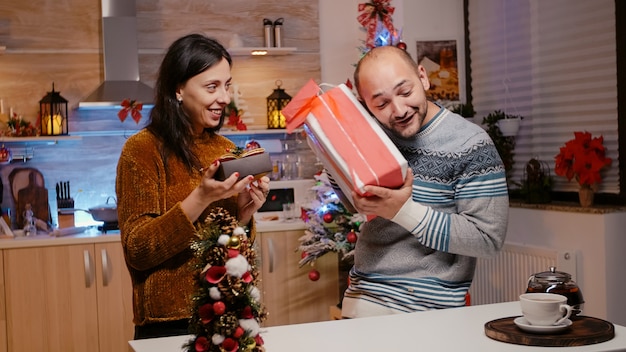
left=526, top=266, right=585, bottom=316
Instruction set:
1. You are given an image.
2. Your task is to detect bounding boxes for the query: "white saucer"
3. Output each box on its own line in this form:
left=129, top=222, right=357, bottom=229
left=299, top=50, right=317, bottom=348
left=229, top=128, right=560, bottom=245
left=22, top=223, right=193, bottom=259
left=514, top=316, right=573, bottom=334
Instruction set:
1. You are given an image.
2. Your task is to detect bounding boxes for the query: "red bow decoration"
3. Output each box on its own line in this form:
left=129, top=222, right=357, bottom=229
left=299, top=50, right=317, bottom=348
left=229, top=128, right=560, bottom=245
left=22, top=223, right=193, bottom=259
left=357, top=0, right=395, bottom=49
left=118, top=98, right=143, bottom=124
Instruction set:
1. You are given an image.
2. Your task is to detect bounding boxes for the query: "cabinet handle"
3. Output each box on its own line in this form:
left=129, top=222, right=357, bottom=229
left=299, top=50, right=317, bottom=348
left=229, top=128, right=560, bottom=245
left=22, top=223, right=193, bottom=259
left=83, top=249, right=95, bottom=288
left=268, top=238, right=275, bottom=273
left=101, top=248, right=111, bottom=287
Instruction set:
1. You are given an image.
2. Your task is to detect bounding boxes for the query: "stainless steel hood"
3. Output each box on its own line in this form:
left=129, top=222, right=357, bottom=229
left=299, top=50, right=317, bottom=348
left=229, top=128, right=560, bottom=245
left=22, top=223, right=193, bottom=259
left=79, top=0, right=154, bottom=108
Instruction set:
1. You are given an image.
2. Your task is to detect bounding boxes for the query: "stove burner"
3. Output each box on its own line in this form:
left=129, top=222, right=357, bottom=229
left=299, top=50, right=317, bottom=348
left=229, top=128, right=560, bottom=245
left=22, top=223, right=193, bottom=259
left=98, top=221, right=119, bottom=233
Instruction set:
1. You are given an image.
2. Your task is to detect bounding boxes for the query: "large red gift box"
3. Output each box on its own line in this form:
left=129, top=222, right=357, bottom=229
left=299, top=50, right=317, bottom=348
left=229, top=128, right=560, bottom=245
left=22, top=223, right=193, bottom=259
left=282, top=79, right=407, bottom=210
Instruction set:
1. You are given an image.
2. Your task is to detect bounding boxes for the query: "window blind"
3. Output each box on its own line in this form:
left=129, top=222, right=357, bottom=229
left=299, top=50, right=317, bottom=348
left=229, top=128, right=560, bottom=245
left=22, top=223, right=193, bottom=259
left=467, top=0, right=619, bottom=193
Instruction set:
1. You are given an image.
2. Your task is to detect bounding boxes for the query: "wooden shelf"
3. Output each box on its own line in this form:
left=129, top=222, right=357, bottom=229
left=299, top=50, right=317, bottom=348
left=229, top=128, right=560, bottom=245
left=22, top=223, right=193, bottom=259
left=227, top=47, right=297, bottom=56
left=0, top=135, right=82, bottom=145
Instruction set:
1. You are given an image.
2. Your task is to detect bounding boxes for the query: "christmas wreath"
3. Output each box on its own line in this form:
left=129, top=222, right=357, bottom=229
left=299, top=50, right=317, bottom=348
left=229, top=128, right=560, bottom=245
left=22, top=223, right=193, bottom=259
left=297, top=171, right=365, bottom=281
left=184, top=207, right=267, bottom=352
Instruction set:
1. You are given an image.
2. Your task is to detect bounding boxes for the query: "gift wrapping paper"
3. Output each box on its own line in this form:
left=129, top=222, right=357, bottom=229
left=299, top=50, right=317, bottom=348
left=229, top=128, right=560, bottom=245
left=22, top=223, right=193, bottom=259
left=283, top=79, right=407, bottom=209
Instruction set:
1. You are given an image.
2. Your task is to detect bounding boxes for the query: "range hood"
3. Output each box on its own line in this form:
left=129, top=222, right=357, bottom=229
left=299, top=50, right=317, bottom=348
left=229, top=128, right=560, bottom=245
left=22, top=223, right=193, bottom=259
left=79, top=0, right=154, bottom=108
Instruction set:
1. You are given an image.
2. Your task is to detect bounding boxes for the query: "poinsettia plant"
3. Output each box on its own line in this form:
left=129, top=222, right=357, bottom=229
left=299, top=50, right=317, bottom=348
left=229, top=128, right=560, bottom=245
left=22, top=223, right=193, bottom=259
left=554, top=131, right=612, bottom=188
left=225, top=101, right=247, bottom=131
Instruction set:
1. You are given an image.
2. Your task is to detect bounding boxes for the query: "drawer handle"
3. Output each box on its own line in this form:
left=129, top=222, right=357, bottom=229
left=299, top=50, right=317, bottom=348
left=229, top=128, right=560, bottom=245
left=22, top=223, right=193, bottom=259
left=83, top=249, right=95, bottom=288
left=268, top=238, right=275, bottom=273
left=101, top=248, right=111, bottom=287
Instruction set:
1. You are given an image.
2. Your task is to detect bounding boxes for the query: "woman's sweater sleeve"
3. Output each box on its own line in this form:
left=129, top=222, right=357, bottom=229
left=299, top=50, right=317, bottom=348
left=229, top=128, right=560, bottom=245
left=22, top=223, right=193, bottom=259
left=116, top=132, right=199, bottom=271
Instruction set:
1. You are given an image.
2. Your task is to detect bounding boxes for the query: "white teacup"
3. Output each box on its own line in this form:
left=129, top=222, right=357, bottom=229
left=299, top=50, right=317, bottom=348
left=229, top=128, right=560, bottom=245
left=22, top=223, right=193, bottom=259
left=519, top=293, right=573, bottom=326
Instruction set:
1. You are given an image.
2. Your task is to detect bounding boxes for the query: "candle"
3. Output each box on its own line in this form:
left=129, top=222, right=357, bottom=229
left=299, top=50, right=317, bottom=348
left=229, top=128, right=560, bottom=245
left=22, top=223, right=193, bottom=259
left=45, top=114, right=63, bottom=135
left=9, top=107, right=13, bottom=117
left=0, top=99, right=6, bottom=124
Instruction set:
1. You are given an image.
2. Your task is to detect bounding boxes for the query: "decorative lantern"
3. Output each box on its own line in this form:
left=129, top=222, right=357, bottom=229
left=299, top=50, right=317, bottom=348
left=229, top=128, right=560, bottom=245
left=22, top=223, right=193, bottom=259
left=266, top=80, right=291, bottom=129
left=39, top=83, right=68, bottom=136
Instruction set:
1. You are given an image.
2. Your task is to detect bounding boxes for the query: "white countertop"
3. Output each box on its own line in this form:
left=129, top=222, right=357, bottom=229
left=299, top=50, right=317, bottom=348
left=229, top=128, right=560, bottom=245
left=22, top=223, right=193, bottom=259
left=0, top=218, right=305, bottom=250
left=129, top=301, right=626, bottom=352
left=0, top=227, right=120, bottom=249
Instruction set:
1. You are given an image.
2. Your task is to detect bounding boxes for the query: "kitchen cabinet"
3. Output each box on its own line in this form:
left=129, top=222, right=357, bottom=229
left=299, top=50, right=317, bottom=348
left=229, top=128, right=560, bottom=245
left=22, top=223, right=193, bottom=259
left=3, top=242, right=133, bottom=352
left=257, top=230, right=338, bottom=327
left=0, top=250, right=6, bottom=352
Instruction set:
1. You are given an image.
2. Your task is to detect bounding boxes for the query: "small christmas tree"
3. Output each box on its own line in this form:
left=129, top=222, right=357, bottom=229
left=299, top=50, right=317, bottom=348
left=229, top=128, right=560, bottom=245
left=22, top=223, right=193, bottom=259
left=185, top=207, right=266, bottom=352
left=297, top=171, right=366, bottom=282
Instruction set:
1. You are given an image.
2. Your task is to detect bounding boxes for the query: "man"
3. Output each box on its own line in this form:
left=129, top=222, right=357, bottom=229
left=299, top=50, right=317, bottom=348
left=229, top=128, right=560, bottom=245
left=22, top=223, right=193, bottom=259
left=341, top=45, right=509, bottom=318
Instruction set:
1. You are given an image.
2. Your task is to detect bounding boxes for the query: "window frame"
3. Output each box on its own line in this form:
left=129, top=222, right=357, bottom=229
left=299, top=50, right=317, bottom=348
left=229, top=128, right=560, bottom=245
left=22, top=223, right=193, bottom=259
left=462, top=0, right=626, bottom=205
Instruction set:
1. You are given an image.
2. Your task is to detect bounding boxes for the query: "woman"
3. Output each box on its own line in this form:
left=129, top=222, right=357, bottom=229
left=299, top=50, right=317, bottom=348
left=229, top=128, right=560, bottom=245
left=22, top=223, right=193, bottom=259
left=116, top=33, right=270, bottom=339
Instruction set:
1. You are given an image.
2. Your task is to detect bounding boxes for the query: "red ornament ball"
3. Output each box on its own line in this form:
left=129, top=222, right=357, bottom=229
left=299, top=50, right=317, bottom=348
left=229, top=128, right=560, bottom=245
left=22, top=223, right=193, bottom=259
left=213, top=301, right=226, bottom=315
left=346, top=231, right=358, bottom=243
left=308, top=269, right=320, bottom=281
left=323, top=213, right=334, bottom=223
left=396, top=41, right=407, bottom=50
left=301, top=251, right=308, bottom=259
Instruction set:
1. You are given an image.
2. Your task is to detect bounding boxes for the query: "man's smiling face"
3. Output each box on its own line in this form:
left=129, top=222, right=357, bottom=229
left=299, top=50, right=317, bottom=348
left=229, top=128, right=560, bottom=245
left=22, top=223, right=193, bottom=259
left=356, top=46, right=431, bottom=139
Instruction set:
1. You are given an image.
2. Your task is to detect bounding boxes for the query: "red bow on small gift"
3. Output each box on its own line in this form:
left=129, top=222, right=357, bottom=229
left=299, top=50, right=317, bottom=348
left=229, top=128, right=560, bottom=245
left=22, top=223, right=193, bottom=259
left=357, top=0, right=395, bottom=49
left=118, top=98, right=143, bottom=124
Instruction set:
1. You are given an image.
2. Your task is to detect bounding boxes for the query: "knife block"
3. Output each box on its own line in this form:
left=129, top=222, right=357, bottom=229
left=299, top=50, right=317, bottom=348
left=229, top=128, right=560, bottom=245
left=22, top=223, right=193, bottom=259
left=57, top=210, right=74, bottom=229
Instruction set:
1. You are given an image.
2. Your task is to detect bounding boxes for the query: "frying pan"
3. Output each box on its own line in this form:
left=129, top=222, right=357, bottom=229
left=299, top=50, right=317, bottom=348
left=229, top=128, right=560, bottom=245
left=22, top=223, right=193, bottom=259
left=59, top=196, right=118, bottom=223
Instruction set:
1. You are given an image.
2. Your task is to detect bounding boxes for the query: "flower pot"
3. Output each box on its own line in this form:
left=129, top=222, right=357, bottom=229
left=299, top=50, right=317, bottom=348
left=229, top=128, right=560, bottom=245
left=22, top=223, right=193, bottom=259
left=578, top=187, right=594, bottom=207
left=497, top=118, right=521, bottom=137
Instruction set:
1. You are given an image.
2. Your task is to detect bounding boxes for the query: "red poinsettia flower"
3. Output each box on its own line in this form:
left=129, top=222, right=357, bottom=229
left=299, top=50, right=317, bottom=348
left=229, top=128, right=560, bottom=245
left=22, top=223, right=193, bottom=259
left=118, top=98, right=143, bottom=124
left=194, top=336, right=209, bottom=352
left=227, top=110, right=240, bottom=126
left=554, top=131, right=612, bottom=187
left=225, top=102, right=247, bottom=131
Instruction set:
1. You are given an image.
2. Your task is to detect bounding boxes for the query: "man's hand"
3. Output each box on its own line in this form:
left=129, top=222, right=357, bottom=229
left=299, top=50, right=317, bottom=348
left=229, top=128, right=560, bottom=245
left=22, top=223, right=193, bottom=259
left=352, top=168, right=413, bottom=219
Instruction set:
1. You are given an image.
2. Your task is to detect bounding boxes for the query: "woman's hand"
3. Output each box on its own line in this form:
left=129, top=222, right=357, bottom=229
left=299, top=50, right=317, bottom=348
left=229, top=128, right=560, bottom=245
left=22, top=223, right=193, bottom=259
left=237, top=175, right=270, bottom=226
left=181, top=160, right=256, bottom=223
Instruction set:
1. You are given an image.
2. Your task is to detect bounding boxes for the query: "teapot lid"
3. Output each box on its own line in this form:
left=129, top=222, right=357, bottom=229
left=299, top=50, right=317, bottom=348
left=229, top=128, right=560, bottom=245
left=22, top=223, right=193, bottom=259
left=533, top=266, right=571, bottom=283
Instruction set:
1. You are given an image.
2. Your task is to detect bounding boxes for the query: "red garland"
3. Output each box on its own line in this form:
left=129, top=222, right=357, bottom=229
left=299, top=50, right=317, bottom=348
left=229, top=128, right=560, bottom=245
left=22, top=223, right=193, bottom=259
left=357, top=0, right=395, bottom=49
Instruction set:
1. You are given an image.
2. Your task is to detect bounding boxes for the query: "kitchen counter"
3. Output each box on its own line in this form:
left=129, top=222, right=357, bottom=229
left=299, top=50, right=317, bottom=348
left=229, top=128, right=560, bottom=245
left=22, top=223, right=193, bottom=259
left=128, top=301, right=626, bottom=352
left=0, top=218, right=306, bottom=250
left=0, top=227, right=120, bottom=249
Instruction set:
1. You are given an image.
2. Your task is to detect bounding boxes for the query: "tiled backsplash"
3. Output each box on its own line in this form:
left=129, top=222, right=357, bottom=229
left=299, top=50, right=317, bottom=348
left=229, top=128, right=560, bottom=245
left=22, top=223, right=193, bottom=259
left=0, top=109, right=320, bottom=228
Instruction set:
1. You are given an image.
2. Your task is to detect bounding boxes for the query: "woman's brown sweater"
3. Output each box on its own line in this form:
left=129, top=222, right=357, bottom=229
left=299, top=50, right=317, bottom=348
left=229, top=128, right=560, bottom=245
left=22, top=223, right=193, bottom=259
left=116, top=129, right=254, bottom=326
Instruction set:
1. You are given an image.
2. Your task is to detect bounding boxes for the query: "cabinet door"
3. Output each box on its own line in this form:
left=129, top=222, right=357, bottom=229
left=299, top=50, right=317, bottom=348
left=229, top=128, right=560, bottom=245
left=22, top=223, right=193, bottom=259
left=4, top=244, right=99, bottom=352
left=0, top=250, right=6, bottom=352
left=94, top=242, right=134, bottom=352
left=258, top=230, right=338, bottom=327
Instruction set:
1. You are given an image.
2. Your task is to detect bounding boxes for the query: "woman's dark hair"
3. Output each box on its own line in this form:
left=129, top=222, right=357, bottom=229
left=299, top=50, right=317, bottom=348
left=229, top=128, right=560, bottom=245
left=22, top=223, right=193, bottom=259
left=147, top=33, right=233, bottom=172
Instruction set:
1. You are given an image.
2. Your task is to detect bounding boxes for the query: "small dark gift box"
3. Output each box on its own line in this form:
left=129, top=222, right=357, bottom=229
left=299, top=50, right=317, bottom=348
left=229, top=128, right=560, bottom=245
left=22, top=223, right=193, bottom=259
left=215, top=151, right=273, bottom=181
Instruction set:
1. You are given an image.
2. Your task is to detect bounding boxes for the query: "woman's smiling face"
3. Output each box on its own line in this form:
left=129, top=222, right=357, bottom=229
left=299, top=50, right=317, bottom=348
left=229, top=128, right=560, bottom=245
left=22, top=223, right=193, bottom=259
left=177, top=58, right=232, bottom=134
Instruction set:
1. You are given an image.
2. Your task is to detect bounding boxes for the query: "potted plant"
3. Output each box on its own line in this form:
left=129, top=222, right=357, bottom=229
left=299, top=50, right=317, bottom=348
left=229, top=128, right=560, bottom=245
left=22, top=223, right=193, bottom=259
left=450, top=102, right=476, bottom=119
left=554, top=131, right=612, bottom=207
left=521, top=158, right=552, bottom=204
left=482, top=110, right=522, bottom=189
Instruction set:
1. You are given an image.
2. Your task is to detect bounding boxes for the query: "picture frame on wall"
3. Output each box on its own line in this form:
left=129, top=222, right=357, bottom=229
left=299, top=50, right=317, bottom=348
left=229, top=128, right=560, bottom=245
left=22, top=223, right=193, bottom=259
left=415, top=39, right=462, bottom=105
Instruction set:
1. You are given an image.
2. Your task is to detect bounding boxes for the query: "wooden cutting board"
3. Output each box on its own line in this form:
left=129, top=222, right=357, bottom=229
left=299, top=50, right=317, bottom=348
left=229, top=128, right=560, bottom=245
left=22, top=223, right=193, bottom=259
left=16, top=171, right=49, bottom=227
left=485, top=316, right=614, bottom=347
